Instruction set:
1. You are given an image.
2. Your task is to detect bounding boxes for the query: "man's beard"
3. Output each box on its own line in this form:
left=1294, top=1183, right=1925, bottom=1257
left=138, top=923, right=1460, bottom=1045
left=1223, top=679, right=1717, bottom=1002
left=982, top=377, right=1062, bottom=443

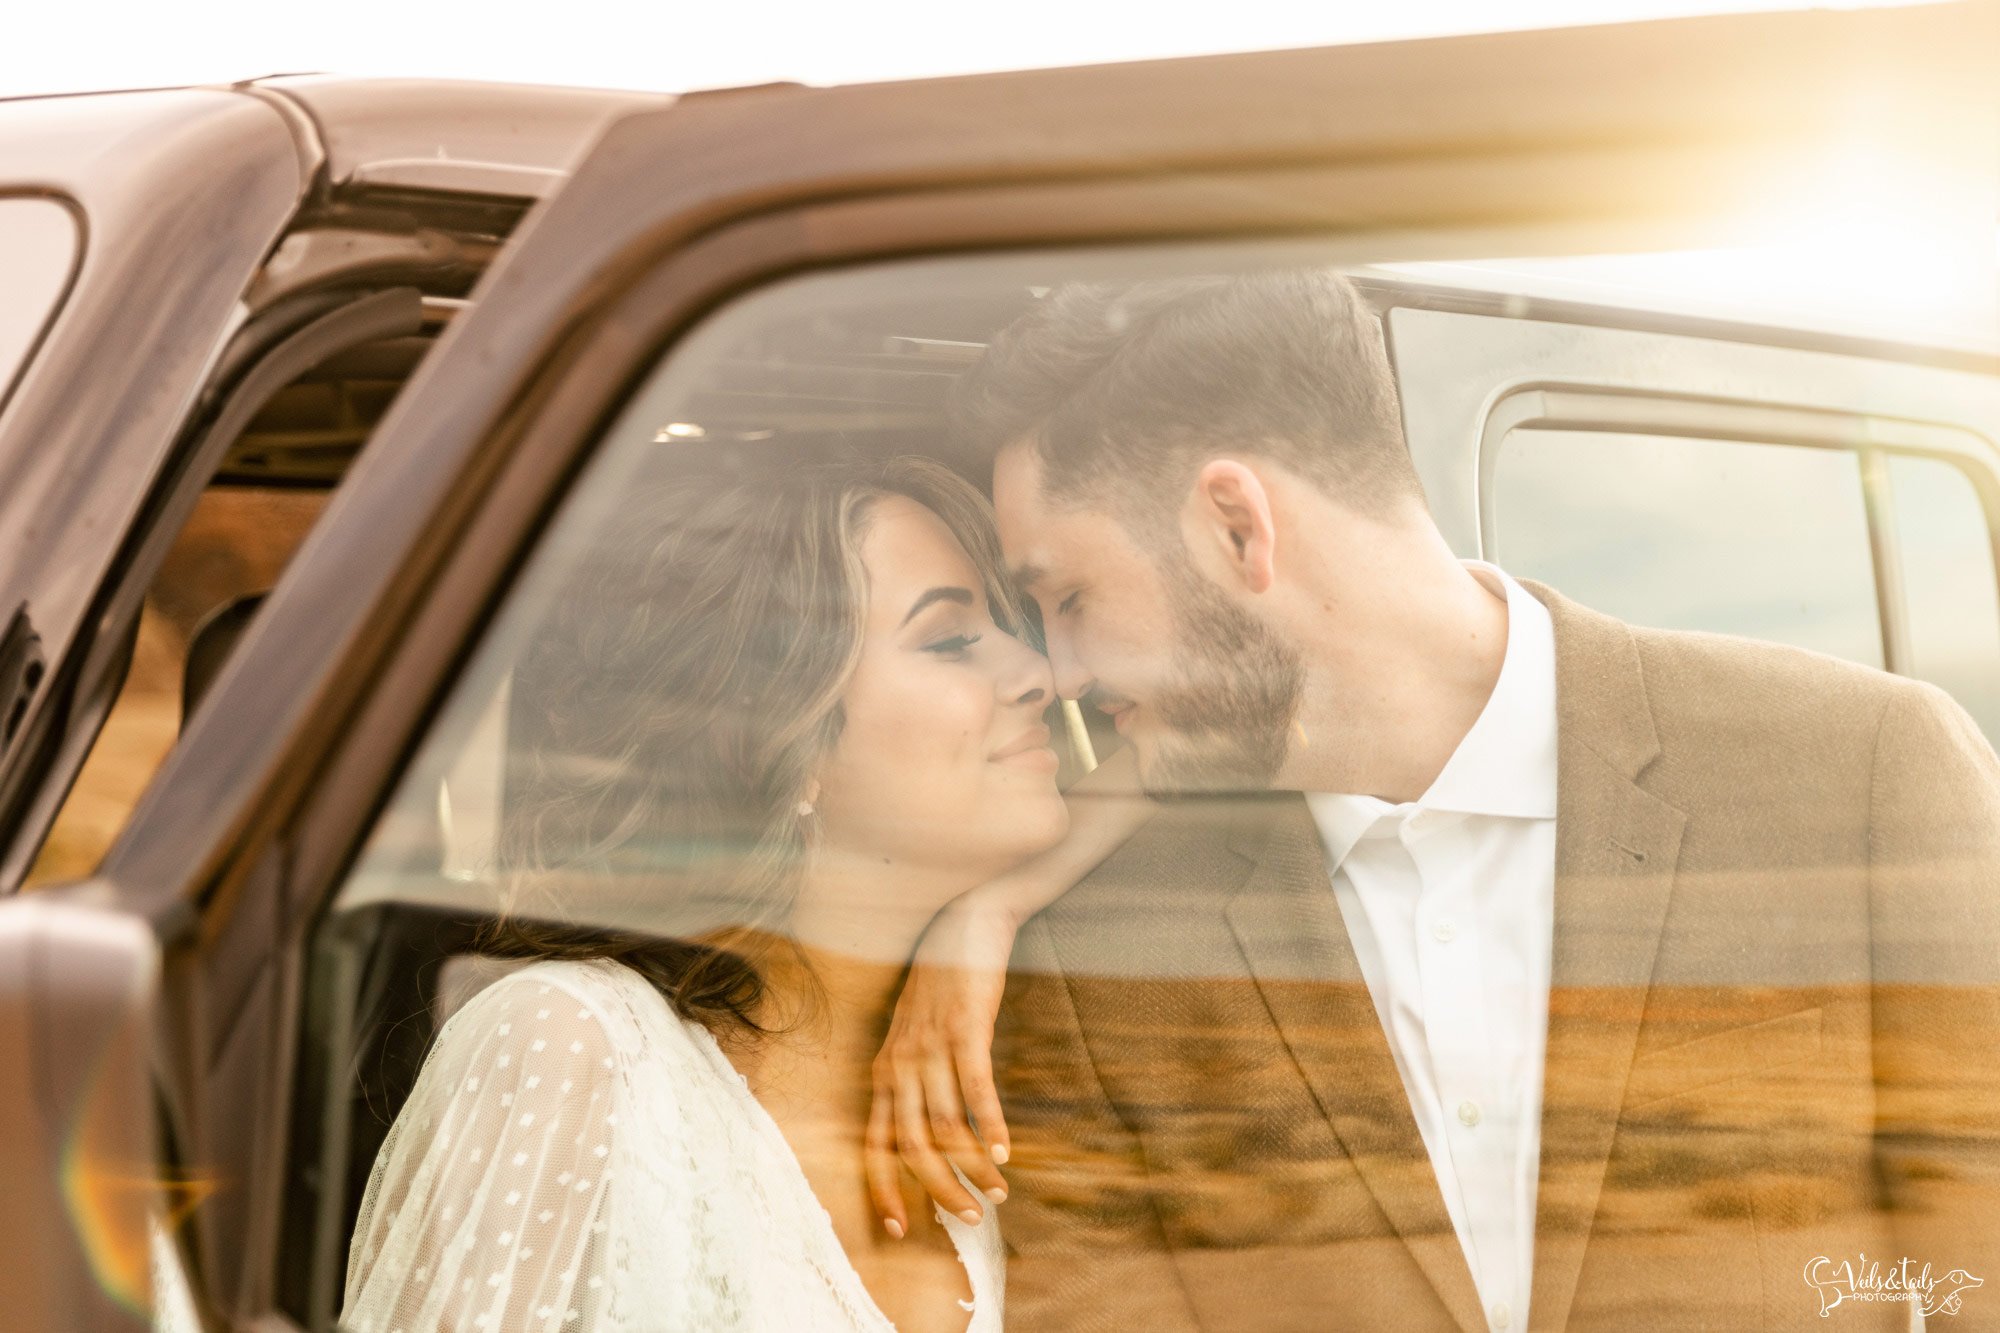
left=1131, top=556, right=1306, bottom=798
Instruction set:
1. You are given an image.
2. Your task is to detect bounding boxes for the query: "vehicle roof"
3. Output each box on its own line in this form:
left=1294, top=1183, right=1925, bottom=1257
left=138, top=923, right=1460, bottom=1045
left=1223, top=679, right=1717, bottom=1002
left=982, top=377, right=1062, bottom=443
left=3, top=60, right=1987, bottom=358
left=253, top=68, right=1993, bottom=364
left=250, top=75, right=674, bottom=199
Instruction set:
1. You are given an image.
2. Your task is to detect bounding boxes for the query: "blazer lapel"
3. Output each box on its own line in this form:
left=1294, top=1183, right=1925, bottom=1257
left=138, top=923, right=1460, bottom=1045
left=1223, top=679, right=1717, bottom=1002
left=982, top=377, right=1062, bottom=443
left=1520, top=580, right=1688, bottom=1333
left=1223, top=795, right=1489, bottom=1333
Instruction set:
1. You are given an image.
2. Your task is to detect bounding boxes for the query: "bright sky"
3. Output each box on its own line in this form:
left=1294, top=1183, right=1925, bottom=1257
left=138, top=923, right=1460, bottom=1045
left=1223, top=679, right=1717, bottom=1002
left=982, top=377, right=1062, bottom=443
left=0, top=0, right=1932, bottom=98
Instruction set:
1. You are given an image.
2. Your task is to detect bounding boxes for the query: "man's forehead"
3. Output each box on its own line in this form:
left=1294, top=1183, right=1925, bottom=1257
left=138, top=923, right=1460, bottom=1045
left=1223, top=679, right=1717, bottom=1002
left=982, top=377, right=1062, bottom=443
left=992, top=439, right=1124, bottom=589
left=991, top=442, right=1054, bottom=569
left=1006, top=525, right=1101, bottom=595
left=1009, top=558, right=1049, bottom=591
left=990, top=440, right=1042, bottom=510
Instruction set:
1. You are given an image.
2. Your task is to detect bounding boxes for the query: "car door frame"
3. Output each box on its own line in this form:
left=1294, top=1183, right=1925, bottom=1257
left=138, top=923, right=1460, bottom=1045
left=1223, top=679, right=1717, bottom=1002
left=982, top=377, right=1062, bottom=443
left=64, top=5, right=1997, bottom=1327
left=0, top=90, right=312, bottom=886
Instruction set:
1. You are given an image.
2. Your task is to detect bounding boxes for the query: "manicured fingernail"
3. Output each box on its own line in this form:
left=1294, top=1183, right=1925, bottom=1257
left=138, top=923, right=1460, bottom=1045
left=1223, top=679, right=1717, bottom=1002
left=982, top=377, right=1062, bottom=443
left=984, top=1186, right=1008, bottom=1204
left=958, top=1208, right=983, bottom=1225
left=884, top=1218, right=905, bottom=1239
left=990, top=1144, right=1009, bottom=1165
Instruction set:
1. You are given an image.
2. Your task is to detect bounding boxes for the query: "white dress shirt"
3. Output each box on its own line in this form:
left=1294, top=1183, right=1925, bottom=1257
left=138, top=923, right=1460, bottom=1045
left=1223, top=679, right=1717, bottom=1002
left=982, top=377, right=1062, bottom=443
left=1304, top=561, right=1557, bottom=1333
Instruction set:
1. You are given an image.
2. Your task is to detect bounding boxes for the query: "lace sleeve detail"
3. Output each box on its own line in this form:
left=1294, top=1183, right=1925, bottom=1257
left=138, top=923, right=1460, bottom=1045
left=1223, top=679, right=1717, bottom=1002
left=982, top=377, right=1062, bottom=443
left=342, top=966, right=632, bottom=1333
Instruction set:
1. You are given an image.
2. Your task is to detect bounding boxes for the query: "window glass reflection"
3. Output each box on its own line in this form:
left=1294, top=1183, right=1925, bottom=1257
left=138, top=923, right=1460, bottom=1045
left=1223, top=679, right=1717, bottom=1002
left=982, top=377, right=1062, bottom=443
left=1491, top=429, right=1883, bottom=667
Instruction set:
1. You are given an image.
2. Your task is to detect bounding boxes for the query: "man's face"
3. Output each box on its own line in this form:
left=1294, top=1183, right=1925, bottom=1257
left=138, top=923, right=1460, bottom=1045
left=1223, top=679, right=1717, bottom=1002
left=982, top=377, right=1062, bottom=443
left=991, top=442, right=1304, bottom=795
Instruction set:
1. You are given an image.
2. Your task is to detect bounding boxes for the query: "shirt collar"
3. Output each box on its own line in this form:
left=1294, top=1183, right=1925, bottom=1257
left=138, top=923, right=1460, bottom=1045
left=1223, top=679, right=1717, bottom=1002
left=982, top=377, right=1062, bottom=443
left=1304, top=560, right=1559, bottom=861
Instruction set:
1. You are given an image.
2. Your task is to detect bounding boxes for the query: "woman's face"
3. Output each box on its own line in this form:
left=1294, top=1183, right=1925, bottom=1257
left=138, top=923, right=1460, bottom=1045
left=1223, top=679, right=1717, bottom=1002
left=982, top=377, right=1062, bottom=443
left=811, top=495, right=1069, bottom=895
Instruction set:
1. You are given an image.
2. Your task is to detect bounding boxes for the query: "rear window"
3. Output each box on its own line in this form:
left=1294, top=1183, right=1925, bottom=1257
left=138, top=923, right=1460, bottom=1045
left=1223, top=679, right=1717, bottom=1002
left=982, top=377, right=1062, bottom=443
left=1491, top=428, right=1885, bottom=667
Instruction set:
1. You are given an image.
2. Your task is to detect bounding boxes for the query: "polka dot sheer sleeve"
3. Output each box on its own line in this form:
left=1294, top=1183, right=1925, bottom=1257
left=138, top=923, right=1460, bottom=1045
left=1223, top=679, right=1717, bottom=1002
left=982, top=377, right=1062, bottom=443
left=337, top=955, right=1004, bottom=1331
left=341, top=968, right=632, bottom=1333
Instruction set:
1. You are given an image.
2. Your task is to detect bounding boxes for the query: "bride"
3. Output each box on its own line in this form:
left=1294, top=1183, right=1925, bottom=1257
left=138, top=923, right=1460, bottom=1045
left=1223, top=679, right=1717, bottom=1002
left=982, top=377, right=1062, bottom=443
left=339, top=454, right=1148, bottom=1333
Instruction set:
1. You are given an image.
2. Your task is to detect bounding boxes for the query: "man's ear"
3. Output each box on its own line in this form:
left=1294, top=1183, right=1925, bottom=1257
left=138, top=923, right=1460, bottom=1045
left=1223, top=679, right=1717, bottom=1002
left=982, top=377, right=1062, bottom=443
left=1187, top=459, right=1277, bottom=594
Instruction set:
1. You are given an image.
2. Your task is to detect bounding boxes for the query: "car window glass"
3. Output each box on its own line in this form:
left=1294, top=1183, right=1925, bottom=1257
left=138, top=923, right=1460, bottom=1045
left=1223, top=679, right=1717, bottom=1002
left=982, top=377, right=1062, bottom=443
left=1489, top=429, right=1884, bottom=667
left=0, top=196, right=80, bottom=411
left=1889, top=451, right=2000, bottom=738
left=291, top=246, right=2000, bottom=1333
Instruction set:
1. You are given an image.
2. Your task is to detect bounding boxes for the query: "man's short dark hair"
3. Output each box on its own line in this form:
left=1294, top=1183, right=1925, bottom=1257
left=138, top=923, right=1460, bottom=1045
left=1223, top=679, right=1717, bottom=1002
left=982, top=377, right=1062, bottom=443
left=950, top=269, right=1423, bottom=533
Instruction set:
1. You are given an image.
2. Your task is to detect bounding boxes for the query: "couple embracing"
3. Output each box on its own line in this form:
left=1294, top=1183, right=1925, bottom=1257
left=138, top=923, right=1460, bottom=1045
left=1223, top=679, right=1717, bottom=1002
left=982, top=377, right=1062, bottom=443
left=342, top=271, right=2000, bottom=1332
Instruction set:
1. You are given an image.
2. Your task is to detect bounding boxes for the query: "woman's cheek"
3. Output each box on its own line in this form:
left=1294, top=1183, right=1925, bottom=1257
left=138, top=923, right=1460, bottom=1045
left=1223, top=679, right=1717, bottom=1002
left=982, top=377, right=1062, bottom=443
left=864, top=673, right=946, bottom=786
left=898, top=658, right=980, bottom=732
left=864, top=662, right=991, bottom=805
left=944, top=679, right=994, bottom=772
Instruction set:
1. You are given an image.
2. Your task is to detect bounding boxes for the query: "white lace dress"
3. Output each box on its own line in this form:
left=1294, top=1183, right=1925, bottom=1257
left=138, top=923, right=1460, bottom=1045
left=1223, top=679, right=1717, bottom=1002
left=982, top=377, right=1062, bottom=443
left=340, top=957, right=1003, bottom=1332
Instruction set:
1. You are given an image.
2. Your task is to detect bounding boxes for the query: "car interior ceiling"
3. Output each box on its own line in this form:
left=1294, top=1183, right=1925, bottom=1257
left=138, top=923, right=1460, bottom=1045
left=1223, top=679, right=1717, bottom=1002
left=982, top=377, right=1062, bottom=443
left=213, top=331, right=439, bottom=488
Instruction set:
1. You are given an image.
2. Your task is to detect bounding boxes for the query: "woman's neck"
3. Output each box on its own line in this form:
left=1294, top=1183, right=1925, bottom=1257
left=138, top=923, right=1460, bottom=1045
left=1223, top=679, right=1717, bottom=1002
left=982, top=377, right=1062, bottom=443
left=732, top=850, right=970, bottom=1111
left=725, top=947, right=900, bottom=1142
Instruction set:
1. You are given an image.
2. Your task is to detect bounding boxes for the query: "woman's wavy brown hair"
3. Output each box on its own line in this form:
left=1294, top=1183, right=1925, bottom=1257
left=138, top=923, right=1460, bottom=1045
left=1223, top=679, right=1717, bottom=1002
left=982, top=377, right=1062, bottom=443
left=482, top=450, right=1025, bottom=1042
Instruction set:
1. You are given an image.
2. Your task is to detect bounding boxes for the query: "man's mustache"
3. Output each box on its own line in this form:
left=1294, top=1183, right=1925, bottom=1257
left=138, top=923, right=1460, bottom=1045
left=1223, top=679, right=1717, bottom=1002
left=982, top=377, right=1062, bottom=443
left=1078, top=685, right=1135, bottom=714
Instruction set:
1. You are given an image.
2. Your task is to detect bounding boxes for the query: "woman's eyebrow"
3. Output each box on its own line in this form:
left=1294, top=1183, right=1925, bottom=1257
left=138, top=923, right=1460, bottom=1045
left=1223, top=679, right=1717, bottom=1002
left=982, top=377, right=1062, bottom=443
left=900, top=586, right=975, bottom=628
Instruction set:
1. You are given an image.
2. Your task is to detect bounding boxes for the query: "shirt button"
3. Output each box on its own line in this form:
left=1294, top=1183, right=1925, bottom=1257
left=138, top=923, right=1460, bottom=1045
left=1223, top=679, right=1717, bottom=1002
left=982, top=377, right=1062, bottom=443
left=1431, top=919, right=1456, bottom=943
left=1458, top=1100, right=1482, bottom=1127
left=1490, top=1301, right=1512, bottom=1330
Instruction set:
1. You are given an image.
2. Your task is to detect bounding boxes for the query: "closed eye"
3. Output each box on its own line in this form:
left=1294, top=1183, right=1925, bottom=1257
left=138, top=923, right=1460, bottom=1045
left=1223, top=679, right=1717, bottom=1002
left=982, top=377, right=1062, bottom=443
left=1056, top=592, right=1080, bottom=616
left=924, top=633, right=984, bottom=657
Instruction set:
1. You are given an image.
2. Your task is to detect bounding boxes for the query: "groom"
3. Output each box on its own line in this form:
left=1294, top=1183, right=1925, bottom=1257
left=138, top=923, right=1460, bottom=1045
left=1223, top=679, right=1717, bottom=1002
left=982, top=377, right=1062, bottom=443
left=957, top=271, right=2000, bottom=1331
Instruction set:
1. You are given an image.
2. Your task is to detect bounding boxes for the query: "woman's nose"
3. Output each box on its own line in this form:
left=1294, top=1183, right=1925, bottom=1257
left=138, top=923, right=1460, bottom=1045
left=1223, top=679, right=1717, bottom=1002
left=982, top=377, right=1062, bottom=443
left=1040, top=622, right=1094, bottom=702
left=996, top=631, right=1054, bottom=708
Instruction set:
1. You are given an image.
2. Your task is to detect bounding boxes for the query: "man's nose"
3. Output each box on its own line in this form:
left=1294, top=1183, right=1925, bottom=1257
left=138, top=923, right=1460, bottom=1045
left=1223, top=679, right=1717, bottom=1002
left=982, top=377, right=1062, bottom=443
left=1041, top=622, right=1094, bottom=702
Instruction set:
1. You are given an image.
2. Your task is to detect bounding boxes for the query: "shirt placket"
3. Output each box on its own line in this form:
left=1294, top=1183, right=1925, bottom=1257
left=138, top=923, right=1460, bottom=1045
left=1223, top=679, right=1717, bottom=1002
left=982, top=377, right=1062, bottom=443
left=1405, top=812, right=1517, bottom=1332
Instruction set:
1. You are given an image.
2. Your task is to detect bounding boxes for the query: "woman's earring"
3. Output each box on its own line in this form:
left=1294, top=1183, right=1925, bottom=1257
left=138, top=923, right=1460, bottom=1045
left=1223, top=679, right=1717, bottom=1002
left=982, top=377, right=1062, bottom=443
left=795, top=799, right=815, bottom=818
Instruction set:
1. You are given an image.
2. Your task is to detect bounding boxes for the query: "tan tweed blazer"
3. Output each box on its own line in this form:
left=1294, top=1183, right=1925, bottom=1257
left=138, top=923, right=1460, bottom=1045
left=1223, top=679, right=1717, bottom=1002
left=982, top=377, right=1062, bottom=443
left=994, top=580, right=2000, bottom=1332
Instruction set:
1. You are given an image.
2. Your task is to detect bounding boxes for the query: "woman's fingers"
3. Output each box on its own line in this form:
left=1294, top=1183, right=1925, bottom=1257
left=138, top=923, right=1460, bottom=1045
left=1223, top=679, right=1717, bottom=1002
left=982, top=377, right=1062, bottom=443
left=954, top=1035, right=1010, bottom=1166
left=893, top=1065, right=986, bottom=1225
left=921, top=1058, right=1008, bottom=1202
left=865, top=1076, right=909, bottom=1239
left=871, top=901, right=1020, bottom=1233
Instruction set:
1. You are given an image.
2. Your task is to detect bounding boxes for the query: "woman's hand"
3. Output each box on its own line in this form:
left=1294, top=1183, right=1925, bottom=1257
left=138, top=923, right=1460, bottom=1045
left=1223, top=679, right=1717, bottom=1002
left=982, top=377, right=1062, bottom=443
left=866, top=742, right=1155, bottom=1235
left=866, top=891, right=1023, bottom=1236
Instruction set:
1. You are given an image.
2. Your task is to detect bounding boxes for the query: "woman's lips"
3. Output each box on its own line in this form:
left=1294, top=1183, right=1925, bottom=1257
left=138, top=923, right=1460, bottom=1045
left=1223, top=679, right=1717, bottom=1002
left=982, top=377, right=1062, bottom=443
left=991, top=723, right=1058, bottom=771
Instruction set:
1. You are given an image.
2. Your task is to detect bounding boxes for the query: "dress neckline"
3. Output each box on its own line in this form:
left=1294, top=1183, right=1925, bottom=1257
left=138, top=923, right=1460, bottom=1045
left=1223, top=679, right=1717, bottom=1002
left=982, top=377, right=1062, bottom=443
left=671, top=990, right=993, bottom=1332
